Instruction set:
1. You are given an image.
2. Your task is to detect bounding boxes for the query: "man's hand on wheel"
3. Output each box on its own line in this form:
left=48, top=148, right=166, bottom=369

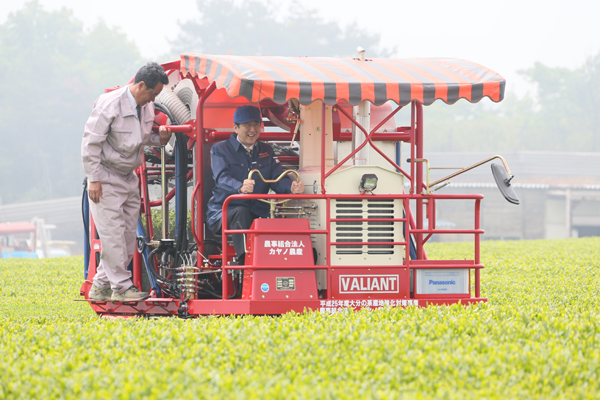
left=239, top=179, right=255, bottom=193
left=291, top=181, right=305, bottom=194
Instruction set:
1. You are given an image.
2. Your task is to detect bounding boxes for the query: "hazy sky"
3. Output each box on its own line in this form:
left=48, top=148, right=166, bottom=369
left=3, top=0, right=600, bottom=95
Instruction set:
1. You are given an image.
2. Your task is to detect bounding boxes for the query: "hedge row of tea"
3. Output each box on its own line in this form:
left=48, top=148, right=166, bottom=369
left=1, top=238, right=598, bottom=399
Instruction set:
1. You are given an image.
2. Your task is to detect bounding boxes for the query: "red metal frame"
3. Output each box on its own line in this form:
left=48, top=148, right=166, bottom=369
left=82, top=61, right=490, bottom=317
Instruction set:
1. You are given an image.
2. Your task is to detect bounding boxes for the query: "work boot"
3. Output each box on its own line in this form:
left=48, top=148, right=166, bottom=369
left=111, top=285, right=150, bottom=302
left=89, top=284, right=113, bottom=301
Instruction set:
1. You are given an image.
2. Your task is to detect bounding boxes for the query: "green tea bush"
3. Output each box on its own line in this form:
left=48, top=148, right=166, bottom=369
left=0, top=238, right=598, bottom=399
left=141, top=208, right=193, bottom=240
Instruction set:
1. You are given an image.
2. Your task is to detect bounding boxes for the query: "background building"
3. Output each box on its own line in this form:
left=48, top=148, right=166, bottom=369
left=0, top=152, right=598, bottom=255
left=421, top=152, right=600, bottom=241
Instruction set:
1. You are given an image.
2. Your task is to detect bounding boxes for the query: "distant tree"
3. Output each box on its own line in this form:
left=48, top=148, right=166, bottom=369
left=170, top=0, right=393, bottom=58
left=520, top=53, right=600, bottom=152
left=0, top=1, right=141, bottom=204
left=422, top=94, right=536, bottom=153
left=420, top=51, right=600, bottom=154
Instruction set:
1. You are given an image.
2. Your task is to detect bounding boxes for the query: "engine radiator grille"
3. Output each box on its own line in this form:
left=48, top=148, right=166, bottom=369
left=332, top=199, right=404, bottom=265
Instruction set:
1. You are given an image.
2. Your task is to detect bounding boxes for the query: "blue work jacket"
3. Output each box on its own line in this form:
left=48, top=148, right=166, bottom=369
left=206, top=133, right=292, bottom=226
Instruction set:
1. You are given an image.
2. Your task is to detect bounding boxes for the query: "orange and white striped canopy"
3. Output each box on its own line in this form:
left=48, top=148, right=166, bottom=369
left=180, top=53, right=505, bottom=106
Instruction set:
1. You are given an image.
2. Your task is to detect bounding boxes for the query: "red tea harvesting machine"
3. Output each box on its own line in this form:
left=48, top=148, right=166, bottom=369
left=80, top=50, right=519, bottom=317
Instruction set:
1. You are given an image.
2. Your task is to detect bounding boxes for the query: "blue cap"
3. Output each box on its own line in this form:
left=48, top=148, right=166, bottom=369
left=234, top=105, right=262, bottom=124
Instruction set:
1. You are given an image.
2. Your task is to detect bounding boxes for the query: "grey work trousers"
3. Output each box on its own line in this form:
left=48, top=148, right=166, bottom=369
left=89, top=168, right=140, bottom=294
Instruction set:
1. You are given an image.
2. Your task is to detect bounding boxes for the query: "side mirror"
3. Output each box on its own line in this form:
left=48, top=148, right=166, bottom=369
left=491, top=163, right=520, bottom=205
left=426, top=155, right=521, bottom=206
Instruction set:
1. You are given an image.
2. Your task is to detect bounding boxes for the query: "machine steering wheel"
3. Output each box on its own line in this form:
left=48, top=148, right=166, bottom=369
left=247, top=169, right=301, bottom=211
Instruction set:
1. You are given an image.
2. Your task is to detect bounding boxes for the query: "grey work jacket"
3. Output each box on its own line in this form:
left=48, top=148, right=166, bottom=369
left=82, top=86, right=161, bottom=181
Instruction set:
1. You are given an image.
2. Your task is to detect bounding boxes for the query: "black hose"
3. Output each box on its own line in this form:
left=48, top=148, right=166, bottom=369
left=81, top=178, right=90, bottom=255
left=228, top=271, right=238, bottom=299
left=153, top=102, right=189, bottom=272
left=174, top=131, right=189, bottom=258
left=198, top=276, right=223, bottom=299
left=200, top=289, right=221, bottom=299
left=146, top=247, right=179, bottom=297
left=161, top=246, right=178, bottom=267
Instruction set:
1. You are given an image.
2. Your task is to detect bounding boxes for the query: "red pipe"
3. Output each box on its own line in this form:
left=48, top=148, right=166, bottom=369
left=205, top=129, right=410, bottom=143
left=321, top=103, right=331, bottom=297
left=145, top=172, right=173, bottom=177
left=321, top=102, right=327, bottom=194
left=344, top=104, right=407, bottom=176
left=127, top=60, right=181, bottom=85
left=221, top=194, right=230, bottom=299
left=423, top=198, right=435, bottom=243
left=145, top=167, right=175, bottom=171
left=411, top=229, right=484, bottom=234
left=475, top=198, right=481, bottom=298
left=276, top=156, right=299, bottom=163
left=151, top=124, right=194, bottom=133
left=329, top=241, right=407, bottom=246
left=326, top=104, right=409, bottom=180
left=415, top=102, right=424, bottom=259
left=330, top=218, right=406, bottom=222
left=208, top=131, right=299, bottom=142
left=410, top=102, right=416, bottom=195
left=210, top=264, right=483, bottom=271
left=223, top=228, right=328, bottom=235
left=408, top=265, right=484, bottom=270
left=190, top=180, right=202, bottom=246
left=334, top=131, right=410, bottom=142
left=193, top=81, right=217, bottom=262
left=160, top=60, right=182, bottom=74
left=214, top=193, right=482, bottom=200
left=133, top=246, right=142, bottom=289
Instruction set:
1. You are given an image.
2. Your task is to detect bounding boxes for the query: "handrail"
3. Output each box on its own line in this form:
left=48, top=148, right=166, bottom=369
left=220, top=192, right=485, bottom=299
left=330, top=218, right=407, bottom=222
left=329, top=241, right=407, bottom=246
left=205, top=129, right=412, bottom=143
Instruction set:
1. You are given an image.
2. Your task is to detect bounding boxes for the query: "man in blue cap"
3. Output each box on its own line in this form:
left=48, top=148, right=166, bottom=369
left=206, top=105, right=304, bottom=265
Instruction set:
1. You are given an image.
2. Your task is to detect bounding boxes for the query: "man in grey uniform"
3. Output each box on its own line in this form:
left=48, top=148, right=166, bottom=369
left=82, top=62, right=171, bottom=302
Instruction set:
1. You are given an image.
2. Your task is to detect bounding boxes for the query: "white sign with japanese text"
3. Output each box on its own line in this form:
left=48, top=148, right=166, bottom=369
left=318, top=299, right=418, bottom=314
left=264, top=239, right=306, bottom=256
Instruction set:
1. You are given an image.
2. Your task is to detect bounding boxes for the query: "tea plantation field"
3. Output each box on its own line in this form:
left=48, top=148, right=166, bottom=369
left=1, top=238, right=599, bottom=399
